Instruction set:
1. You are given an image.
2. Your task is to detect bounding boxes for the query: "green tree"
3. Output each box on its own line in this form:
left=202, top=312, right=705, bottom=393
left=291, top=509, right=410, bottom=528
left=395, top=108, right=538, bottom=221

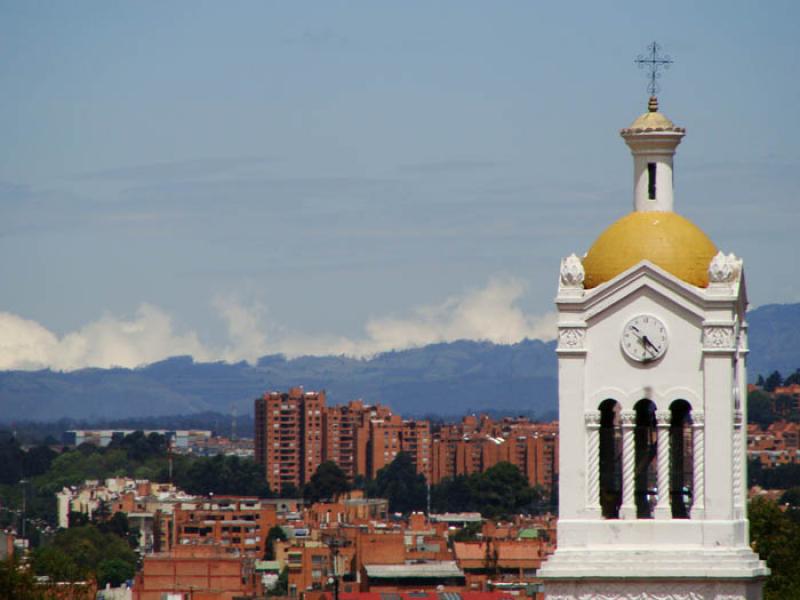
left=96, top=558, right=135, bottom=588
left=30, top=546, right=82, bottom=582
left=764, top=371, right=783, bottom=393
left=69, top=511, right=90, bottom=528
left=268, top=566, right=289, bottom=596
left=750, top=462, right=800, bottom=490
left=264, top=525, right=288, bottom=560
left=278, top=483, right=300, bottom=498
left=31, top=524, right=137, bottom=587
left=0, top=556, right=46, bottom=600
left=97, top=512, right=139, bottom=549
left=0, top=436, right=23, bottom=485
left=780, top=487, right=800, bottom=507
left=774, top=395, right=795, bottom=417
left=368, top=452, right=427, bottom=514
left=304, top=461, right=351, bottom=504
left=22, top=445, right=58, bottom=478
left=108, top=431, right=168, bottom=463
left=175, top=455, right=271, bottom=497
left=468, top=462, right=537, bottom=519
left=451, top=521, right=482, bottom=542
left=748, top=390, right=775, bottom=428
left=785, top=369, right=800, bottom=386
left=431, top=475, right=473, bottom=513
left=749, top=496, right=800, bottom=598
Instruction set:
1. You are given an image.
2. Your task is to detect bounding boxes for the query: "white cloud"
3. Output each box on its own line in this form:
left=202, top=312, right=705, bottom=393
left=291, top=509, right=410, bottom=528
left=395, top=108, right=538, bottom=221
left=0, top=304, right=210, bottom=371
left=361, top=277, right=556, bottom=352
left=0, top=278, right=556, bottom=371
left=213, top=293, right=270, bottom=364
left=227, top=276, right=556, bottom=358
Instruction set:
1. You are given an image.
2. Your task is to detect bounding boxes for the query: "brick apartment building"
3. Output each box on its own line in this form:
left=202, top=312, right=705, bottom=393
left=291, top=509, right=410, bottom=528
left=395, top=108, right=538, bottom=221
left=132, top=544, right=259, bottom=600
left=172, top=497, right=280, bottom=557
left=430, top=417, right=558, bottom=491
left=324, top=400, right=373, bottom=480
left=255, top=387, right=326, bottom=495
left=256, top=388, right=558, bottom=493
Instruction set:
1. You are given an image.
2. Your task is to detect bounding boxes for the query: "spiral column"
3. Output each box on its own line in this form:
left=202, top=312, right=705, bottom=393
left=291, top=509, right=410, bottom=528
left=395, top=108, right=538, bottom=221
left=690, top=411, right=705, bottom=520
left=620, top=410, right=637, bottom=519
left=733, top=409, right=744, bottom=515
left=585, top=411, right=601, bottom=515
left=655, top=410, right=672, bottom=520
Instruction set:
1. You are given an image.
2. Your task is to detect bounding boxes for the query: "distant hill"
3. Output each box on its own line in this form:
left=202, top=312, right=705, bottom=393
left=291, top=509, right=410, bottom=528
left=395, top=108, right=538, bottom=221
left=745, top=303, right=800, bottom=380
left=0, top=339, right=557, bottom=422
left=0, top=303, right=797, bottom=423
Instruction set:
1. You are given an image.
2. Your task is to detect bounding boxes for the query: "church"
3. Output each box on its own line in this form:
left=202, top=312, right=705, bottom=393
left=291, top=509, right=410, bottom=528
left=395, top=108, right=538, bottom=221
left=537, top=86, right=770, bottom=598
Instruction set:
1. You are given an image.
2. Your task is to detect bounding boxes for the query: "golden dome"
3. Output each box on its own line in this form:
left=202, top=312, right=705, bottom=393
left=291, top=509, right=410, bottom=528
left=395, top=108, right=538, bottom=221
left=627, top=110, right=675, bottom=130
left=621, top=97, right=685, bottom=134
left=582, top=211, right=717, bottom=288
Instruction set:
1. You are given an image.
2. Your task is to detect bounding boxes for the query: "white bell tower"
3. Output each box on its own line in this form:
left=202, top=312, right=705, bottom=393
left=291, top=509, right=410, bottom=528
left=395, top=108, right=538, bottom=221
left=537, top=93, right=769, bottom=599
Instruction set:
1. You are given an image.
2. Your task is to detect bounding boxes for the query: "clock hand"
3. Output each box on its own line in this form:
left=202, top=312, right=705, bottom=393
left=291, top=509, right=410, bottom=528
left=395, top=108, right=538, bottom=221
left=642, top=335, right=660, bottom=355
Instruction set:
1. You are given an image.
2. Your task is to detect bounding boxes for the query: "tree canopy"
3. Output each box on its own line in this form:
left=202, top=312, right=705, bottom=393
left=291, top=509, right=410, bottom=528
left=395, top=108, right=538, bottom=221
left=431, top=462, right=541, bottom=519
left=31, top=524, right=137, bottom=587
left=264, top=525, right=288, bottom=560
left=764, top=371, right=784, bottom=393
left=368, top=452, right=427, bottom=514
left=749, top=496, right=800, bottom=599
left=174, top=454, right=272, bottom=498
left=303, top=461, right=350, bottom=504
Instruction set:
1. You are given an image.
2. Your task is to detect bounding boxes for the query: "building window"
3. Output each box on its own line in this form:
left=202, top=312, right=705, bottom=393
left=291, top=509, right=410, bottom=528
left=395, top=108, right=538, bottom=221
left=599, top=399, right=621, bottom=519
left=647, top=162, right=657, bottom=200
left=670, top=399, right=693, bottom=519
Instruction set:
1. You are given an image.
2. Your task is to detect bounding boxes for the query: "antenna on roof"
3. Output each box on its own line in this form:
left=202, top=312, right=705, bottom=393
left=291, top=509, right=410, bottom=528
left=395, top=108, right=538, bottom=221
left=231, top=404, right=238, bottom=441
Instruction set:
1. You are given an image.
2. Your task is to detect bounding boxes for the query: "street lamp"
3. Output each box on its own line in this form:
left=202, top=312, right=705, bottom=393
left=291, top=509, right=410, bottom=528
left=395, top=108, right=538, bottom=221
left=328, top=537, right=342, bottom=600
left=19, top=479, right=28, bottom=539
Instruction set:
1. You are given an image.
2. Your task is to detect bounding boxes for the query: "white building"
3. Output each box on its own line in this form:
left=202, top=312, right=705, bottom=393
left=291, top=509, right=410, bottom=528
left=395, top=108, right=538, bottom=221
left=538, top=96, right=769, bottom=599
left=63, top=429, right=212, bottom=448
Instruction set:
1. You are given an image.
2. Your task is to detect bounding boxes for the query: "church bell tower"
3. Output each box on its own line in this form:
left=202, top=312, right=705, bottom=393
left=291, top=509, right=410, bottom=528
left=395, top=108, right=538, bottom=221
left=538, top=74, right=769, bottom=598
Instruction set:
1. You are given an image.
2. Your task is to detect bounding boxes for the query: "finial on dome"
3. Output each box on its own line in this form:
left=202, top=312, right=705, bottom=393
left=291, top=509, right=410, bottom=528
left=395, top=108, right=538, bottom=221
left=648, top=96, right=658, bottom=112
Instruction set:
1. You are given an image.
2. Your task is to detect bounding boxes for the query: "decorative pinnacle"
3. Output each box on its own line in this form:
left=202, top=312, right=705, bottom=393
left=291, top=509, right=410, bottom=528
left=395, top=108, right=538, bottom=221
left=635, top=41, right=673, bottom=98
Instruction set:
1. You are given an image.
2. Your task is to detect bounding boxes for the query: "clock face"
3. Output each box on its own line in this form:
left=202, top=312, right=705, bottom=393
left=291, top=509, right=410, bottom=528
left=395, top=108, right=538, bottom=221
left=621, top=315, right=668, bottom=363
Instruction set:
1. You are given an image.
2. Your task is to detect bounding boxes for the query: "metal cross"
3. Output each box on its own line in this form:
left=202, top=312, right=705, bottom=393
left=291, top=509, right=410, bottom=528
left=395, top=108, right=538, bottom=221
left=635, top=42, right=673, bottom=96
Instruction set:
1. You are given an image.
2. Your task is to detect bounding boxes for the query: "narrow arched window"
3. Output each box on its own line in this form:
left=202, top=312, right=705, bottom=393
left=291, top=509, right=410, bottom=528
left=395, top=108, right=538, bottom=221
left=599, top=399, right=621, bottom=519
left=647, top=162, right=657, bottom=199
left=670, top=400, right=693, bottom=519
left=634, top=399, right=657, bottom=518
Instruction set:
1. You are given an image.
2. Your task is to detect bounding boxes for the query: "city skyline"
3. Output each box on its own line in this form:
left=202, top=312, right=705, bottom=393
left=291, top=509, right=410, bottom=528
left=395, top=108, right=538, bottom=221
left=1, top=2, right=798, bottom=370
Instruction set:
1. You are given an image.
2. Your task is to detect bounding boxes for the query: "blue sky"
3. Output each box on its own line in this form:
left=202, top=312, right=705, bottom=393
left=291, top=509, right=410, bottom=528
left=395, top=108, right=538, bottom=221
left=0, top=1, right=798, bottom=369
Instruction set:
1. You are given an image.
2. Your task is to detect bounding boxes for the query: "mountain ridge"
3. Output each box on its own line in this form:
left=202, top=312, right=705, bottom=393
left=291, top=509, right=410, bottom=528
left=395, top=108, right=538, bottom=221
left=0, top=303, right=797, bottom=423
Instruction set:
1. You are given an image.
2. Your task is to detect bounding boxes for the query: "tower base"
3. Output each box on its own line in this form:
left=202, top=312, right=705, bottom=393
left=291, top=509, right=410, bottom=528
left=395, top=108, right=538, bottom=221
left=543, top=578, right=765, bottom=600
left=540, top=546, right=768, bottom=600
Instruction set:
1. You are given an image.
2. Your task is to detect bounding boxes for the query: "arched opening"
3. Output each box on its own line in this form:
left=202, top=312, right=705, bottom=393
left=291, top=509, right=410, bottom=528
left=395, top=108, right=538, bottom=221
left=599, top=399, right=621, bottom=519
left=670, top=399, right=693, bottom=519
left=634, top=399, right=657, bottom=518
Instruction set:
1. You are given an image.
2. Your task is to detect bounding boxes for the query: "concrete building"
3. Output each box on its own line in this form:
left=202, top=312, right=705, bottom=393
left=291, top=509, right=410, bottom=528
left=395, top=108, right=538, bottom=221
left=538, top=94, right=769, bottom=598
